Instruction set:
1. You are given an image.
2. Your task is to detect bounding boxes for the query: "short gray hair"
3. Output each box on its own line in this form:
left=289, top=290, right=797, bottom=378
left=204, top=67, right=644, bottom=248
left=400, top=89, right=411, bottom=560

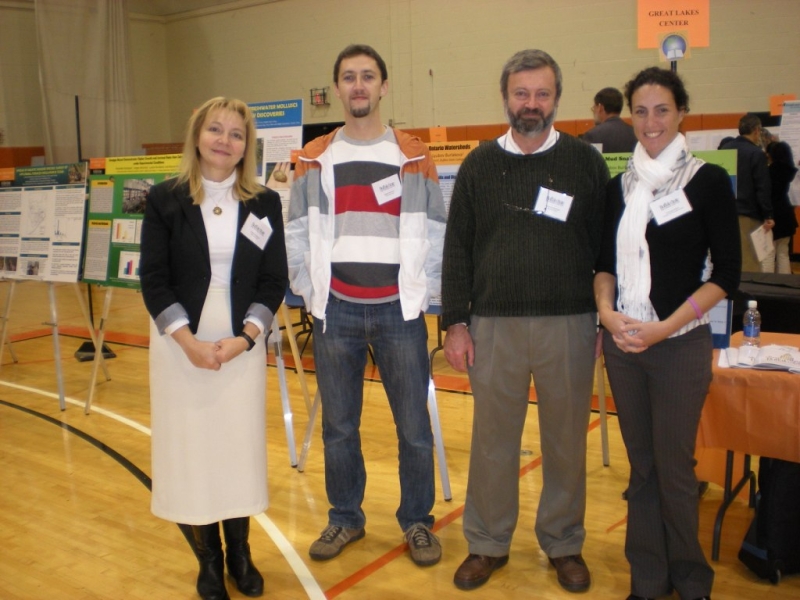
left=500, top=49, right=563, bottom=101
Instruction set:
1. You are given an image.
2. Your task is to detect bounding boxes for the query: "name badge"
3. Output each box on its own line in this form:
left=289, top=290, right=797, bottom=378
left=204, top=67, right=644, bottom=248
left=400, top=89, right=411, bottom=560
left=651, top=189, right=692, bottom=225
left=241, top=212, right=272, bottom=250
left=372, top=174, right=402, bottom=205
left=533, top=186, right=573, bottom=222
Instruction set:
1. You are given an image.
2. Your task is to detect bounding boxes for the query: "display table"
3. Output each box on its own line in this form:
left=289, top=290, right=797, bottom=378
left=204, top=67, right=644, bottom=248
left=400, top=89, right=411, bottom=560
left=698, top=331, right=800, bottom=559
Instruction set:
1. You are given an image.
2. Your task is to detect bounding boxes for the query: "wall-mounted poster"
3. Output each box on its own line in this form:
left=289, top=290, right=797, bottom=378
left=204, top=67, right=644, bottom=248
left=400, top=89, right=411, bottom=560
left=0, top=162, right=88, bottom=282
left=82, top=155, right=180, bottom=289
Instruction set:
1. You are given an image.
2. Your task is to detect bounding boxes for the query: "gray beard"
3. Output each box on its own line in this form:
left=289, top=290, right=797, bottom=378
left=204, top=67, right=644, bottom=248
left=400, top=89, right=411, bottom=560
left=507, top=105, right=556, bottom=137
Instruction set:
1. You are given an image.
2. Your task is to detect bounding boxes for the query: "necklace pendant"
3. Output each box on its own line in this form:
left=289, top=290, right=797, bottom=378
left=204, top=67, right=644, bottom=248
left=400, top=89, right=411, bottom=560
left=213, top=206, right=222, bottom=216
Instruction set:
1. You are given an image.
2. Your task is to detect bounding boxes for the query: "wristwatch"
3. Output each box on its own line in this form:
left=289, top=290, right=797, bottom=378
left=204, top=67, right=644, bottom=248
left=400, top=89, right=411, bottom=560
left=238, top=331, right=256, bottom=351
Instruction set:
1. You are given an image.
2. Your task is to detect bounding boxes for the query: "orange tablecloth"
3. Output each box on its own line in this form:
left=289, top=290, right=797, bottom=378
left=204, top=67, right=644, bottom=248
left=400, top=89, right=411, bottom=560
left=697, top=332, right=800, bottom=464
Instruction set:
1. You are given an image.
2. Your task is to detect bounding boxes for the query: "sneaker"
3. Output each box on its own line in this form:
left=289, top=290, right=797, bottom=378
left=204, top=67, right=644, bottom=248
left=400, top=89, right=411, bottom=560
left=403, top=523, right=442, bottom=566
left=308, top=525, right=365, bottom=561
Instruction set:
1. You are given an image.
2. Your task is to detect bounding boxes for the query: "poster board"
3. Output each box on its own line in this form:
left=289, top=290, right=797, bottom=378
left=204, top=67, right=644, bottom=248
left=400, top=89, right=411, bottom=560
left=779, top=100, right=800, bottom=207
left=0, top=162, right=88, bottom=282
left=249, top=99, right=303, bottom=225
left=81, top=155, right=180, bottom=289
left=425, top=141, right=479, bottom=308
left=427, top=141, right=479, bottom=216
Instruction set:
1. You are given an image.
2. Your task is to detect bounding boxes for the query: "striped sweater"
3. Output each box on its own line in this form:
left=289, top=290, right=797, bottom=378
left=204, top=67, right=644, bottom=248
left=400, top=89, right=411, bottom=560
left=286, top=127, right=446, bottom=323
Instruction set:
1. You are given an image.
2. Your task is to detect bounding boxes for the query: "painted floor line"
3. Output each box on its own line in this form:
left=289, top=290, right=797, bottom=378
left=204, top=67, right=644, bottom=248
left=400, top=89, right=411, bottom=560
left=0, top=378, right=326, bottom=600
left=255, top=513, right=327, bottom=599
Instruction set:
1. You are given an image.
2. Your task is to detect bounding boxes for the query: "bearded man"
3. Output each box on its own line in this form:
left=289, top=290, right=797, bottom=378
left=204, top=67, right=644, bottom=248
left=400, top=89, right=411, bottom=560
left=441, top=49, right=609, bottom=593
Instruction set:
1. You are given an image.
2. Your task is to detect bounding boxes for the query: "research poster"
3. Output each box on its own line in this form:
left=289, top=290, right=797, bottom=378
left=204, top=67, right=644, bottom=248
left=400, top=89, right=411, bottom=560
left=779, top=100, right=800, bottom=206
left=602, top=149, right=737, bottom=179
left=427, top=141, right=479, bottom=216
left=249, top=99, right=303, bottom=224
left=82, top=155, right=180, bottom=289
left=425, top=141, right=479, bottom=308
left=0, top=162, right=88, bottom=282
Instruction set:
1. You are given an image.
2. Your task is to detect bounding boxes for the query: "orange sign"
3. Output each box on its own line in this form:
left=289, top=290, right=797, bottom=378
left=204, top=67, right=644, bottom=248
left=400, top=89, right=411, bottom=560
left=429, top=126, right=448, bottom=143
left=770, top=94, right=797, bottom=116
left=638, top=0, right=709, bottom=49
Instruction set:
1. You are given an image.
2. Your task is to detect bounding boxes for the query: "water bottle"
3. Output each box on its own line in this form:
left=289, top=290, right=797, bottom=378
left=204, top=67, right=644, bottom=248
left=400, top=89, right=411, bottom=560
left=742, top=300, right=761, bottom=347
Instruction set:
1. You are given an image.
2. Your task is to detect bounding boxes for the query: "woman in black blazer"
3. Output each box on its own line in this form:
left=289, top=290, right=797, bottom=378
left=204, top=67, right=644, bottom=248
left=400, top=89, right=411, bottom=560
left=140, top=97, right=287, bottom=600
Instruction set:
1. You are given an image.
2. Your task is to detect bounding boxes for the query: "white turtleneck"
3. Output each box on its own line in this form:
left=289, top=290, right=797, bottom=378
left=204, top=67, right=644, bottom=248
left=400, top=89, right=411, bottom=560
left=164, top=172, right=241, bottom=335
left=200, top=171, right=239, bottom=288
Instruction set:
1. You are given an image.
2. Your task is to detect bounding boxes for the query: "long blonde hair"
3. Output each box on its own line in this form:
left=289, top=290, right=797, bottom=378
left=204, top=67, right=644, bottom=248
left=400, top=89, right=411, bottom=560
left=175, top=97, right=262, bottom=204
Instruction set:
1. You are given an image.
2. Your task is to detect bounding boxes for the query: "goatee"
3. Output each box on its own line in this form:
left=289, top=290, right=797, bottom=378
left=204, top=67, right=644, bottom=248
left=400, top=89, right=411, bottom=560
left=350, top=105, right=370, bottom=118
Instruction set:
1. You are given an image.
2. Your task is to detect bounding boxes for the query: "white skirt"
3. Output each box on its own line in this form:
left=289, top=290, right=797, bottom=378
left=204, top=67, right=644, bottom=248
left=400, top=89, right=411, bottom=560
left=149, top=287, right=268, bottom=524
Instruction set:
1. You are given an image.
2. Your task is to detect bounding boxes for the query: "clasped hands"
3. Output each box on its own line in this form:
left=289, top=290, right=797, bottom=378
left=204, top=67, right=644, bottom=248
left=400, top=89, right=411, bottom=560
left=183, top=335, right=251, bottom=370
left=599, top=309, right=668, bottom=354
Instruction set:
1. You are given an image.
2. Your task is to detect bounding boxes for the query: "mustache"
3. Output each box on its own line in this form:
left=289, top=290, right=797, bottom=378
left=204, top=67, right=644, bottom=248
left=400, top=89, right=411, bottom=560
left=518, top=108, right=544, bottom=118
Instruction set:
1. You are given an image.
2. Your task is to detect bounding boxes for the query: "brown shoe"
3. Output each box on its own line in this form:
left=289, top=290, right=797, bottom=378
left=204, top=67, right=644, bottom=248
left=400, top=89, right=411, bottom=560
left=549, top=554, right=591, bottom=592
left=453, top=553, right=509, bottom=590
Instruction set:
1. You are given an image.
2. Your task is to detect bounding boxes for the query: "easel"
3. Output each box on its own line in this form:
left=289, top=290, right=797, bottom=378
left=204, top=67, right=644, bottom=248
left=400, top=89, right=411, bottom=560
left=0, top=280, right=20, bottom=365
left=595, top=356, right=610, bottom=467
left=84, top=286, right=115, bottom=413
left=0, top=280, right=110, bottom=410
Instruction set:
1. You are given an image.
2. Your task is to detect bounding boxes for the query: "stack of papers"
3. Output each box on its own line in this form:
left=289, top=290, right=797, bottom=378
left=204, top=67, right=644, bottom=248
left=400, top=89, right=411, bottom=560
left=719, top=344, right=800, bottom=373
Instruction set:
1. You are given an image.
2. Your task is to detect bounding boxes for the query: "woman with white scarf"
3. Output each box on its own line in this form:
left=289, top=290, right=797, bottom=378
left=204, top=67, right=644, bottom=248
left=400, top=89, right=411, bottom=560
left=594, top=68, right=740, bottom=600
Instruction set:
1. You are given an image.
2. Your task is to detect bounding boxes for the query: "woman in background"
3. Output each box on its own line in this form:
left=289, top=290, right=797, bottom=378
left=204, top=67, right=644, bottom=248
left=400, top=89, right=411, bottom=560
left=140, top=97, right=287, bottom=600
left=762, top=140, right=798, bottom=273
left=594, top=68, right=740, bottom=600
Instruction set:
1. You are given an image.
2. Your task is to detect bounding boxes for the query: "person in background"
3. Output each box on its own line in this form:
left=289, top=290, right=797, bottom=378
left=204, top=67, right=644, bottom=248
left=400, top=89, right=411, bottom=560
left=720, top=114, right=773, bottom=271
left=583, top=87, right=638, bottom=153
left=286, top=44, right=446, bottom=567
left=762, top=140, right=798, bottom=273
left=140, top=97, right=288, bottom=600
left=442, top=49, right=608, bottom=593
left=594, top=67, right=740, bottom=600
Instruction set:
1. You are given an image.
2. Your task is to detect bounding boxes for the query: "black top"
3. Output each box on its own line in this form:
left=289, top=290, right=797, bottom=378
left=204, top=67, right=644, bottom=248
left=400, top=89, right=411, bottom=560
left=768, top=142, right=799, bottom=240
left=582, top=116, right=638, bottom=153
left=442, top=133, right=609, bottom=328
left=596, top=163, right=741, bottom=320
left=720, top=136, right=772, bottom=220
left=140, top=179, right=288, bottom=335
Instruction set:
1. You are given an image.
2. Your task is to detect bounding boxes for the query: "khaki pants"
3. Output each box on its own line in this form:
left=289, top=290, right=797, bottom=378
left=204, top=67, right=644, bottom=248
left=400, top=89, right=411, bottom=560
left=739, top=215, right=762, bottom=272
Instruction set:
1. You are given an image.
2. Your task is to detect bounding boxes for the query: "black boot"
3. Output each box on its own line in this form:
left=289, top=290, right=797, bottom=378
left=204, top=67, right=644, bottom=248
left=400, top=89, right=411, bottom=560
left=222, top=517, right=264, bottom=597
left=192, top=523, right=230, bottom=600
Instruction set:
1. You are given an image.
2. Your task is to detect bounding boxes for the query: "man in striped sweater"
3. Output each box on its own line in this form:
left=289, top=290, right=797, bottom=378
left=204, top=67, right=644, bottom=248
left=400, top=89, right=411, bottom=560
left=442, top=49, right=609, bottom=593
left=286, top=44, right=446, bottom=567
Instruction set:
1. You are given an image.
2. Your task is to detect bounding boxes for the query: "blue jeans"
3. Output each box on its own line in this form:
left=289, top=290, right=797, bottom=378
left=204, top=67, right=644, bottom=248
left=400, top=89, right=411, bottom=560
left=313, top=296, right=435, bottom=531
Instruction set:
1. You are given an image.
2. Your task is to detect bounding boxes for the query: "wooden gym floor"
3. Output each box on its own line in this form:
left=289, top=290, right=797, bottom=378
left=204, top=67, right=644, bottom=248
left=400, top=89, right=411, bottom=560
left=0, top=281, right=797, bottom=599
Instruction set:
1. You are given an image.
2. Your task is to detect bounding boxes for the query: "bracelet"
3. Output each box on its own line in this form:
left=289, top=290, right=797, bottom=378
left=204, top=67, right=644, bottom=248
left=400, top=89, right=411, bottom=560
left=238, top=331, right=256, bottom=352
left=687, top=296, right=703, bottom=320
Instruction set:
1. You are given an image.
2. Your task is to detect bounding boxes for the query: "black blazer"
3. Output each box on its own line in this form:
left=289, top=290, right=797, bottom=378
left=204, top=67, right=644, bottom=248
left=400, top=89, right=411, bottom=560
left=140, top=179, right=288, bottom=336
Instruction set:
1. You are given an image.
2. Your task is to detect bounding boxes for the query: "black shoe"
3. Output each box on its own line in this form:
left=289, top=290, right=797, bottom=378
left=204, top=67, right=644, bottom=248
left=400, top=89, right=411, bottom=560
left=192, top=523, right=230, bottom=600
left=222, top=517, right=264, bottom=597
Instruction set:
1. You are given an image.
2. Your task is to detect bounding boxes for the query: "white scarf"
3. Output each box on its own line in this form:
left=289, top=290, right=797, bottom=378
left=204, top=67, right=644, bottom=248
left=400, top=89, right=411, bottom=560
left=616, top=133, right=695, bottom=321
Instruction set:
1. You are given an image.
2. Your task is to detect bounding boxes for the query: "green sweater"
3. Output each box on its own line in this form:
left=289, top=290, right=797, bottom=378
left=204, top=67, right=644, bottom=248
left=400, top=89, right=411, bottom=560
left=441, top=133, right=609, bottom=328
